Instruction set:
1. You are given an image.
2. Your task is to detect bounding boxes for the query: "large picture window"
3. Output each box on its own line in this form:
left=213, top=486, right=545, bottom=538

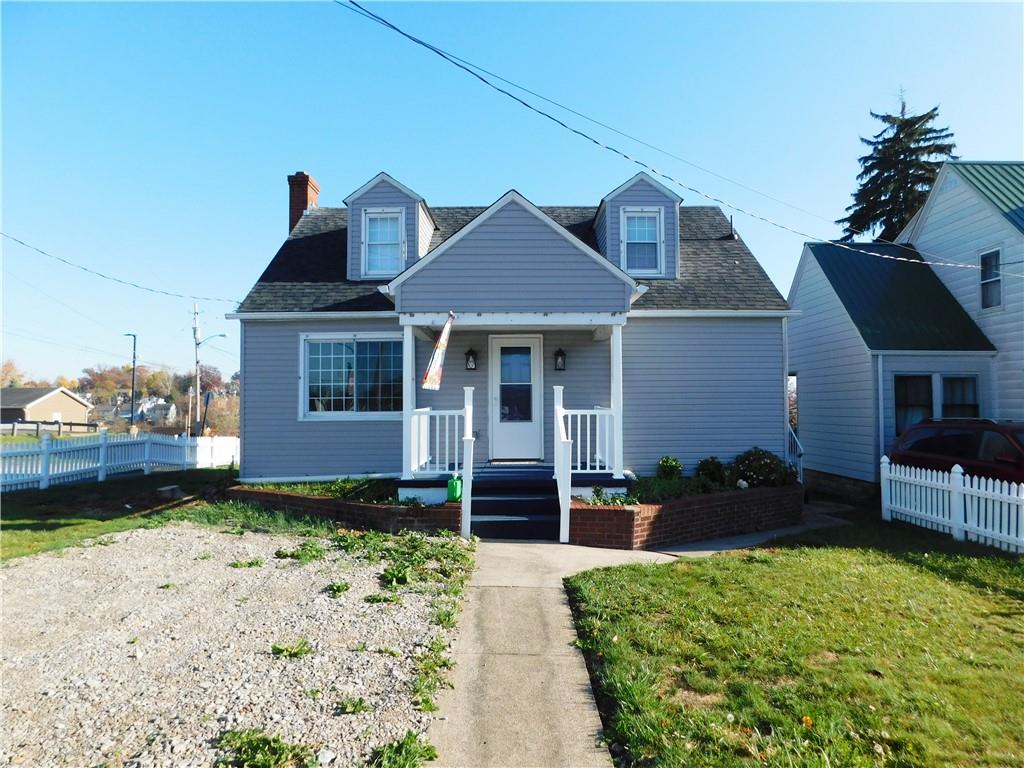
left=942, top=376, right=979, bottom=419
left=622, top=207, right=663, bottom=275
left=303, top=336, right=402, bottom=418
left=363, top=209, right=405, bottom=277
left=894, top=375, right=932, bottom=435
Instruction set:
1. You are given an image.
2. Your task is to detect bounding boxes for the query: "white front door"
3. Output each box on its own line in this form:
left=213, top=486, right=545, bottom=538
left=489, top=335, right=544, bottom=460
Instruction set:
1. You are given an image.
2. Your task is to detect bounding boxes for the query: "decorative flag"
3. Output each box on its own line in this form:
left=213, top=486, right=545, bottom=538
left=421, top=311, right=455, bottom=391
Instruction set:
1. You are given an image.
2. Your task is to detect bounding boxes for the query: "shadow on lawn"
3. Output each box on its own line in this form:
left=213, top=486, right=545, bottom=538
left=769, top=502, right=1024, bottom=604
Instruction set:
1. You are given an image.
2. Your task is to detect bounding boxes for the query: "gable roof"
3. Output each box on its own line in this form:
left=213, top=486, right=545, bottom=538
left=806, top=242, right=994, bottom=352
left=343, top=171, right=424, bottom=205
left=237, top=202, right=788, bottom=313
left=1, top=386, right=92, bottom=410
left=948, top=161, right=1024, bottom=234
left=385, top=190, right=637, bottom=293
left=600, top=171, right=682, bottom=205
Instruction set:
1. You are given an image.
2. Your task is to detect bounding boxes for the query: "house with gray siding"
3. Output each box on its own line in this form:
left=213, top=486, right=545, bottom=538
left=231, top=170, right=795, bottom=538
left=787, top=160, right=1023, bottom=496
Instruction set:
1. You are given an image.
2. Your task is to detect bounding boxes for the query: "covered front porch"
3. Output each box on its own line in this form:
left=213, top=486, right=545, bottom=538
left=397, top=313, right=627, bottom=542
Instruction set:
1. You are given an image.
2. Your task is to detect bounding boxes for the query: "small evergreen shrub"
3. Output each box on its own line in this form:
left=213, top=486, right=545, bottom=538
left=732, top=447, right=797, bottom=488
left=656, top=456, right=683, bottom=479
left=694, top=456, right=728, bottom=487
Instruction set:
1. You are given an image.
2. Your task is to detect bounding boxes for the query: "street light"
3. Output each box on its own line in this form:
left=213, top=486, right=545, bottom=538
left=194, top=332, right=227, bottom=435
left=124, top=333, right=137, bottom=426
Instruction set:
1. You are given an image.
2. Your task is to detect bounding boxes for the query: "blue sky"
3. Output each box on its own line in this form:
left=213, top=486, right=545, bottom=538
left=3, top=1, right=1022, bottom=380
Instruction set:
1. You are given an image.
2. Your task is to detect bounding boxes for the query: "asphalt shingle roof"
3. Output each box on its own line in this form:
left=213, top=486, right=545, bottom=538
left=807, top=242, right=994, bottom=352
left=949, top=161, right=1024, bottom=234
left=1, top=387, right=62, bottom=408
left=239, top=204, right=788, bottom=313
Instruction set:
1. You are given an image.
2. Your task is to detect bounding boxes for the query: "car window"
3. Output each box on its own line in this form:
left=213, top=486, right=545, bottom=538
left=936, top=428, right=977, bottom=459
left=901, top=427, right=941, bottom=452
left=978, top=431, right=1020, bottom=463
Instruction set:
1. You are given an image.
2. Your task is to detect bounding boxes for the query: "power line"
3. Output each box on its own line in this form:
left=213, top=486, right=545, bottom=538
left=3, top=268, right=126, bottom=335
left=340, top=0, right=1024, bottom=281
left=2, top=327, right=176, bottom=370
left=1, top=232, right=240, bottom=304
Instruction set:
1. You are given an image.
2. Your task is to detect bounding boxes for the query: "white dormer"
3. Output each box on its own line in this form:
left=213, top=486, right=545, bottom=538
left=344, top=172, right=436, bottom=280
left=595, top=171, right=682, bottom=279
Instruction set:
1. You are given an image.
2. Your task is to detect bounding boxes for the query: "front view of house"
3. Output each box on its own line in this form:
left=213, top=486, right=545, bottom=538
left=231, top=170, right=794, bottom=535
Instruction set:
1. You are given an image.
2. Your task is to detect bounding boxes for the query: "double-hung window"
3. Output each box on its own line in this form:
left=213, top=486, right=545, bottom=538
left=363, top=208, right=405, bottom=277
left=894, top=375, right=933, bottom=435
left=980, top=249, right=1001, bottom=309
left=941, top=376, right=979, bottom=419
left=621, top=207, right=663, bottom=275
left=302, top=334, right=402, bottom=419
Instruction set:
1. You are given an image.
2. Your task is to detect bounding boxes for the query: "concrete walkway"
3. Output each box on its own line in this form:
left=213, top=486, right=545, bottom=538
left=428, top=541, right=673, bottom=768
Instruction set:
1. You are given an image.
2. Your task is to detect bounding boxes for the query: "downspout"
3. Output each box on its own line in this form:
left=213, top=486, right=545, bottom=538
left=782, top=317, right=789, bottom=462
left=876, top=352, right=885, bottom=464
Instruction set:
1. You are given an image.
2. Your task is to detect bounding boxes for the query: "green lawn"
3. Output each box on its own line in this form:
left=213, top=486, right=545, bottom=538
left=243, top=477, right=399, bottom=503
left=0, top=470, right=242, bottom=560
left=566, top=511, right=1024, bottom=767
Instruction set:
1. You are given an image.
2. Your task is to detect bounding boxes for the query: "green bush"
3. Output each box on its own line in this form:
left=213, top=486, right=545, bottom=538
left=732, top=447, right=796, bottom=488
left=694, top=456, right=728, bottom=487
left=655, top=456, right=683, bottom=479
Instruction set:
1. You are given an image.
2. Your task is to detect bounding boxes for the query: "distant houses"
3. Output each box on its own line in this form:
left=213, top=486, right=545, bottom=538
left=0, top=387, right=93, bottom=425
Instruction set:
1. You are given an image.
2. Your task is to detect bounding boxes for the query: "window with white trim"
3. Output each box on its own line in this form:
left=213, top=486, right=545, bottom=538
left=362, top=208, right=405, bottom=277
left=302, top=336, right=402, bottom=418
left=621, top=207, right=663, bottom=275
left=941, top=376, right=979, bottom=419
left=980, top=249, right=1001, bottom=309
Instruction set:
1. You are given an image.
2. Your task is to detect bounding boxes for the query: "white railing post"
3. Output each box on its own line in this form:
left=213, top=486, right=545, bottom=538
left=401, top=324, right=415, bottom=480
left=949, top=464, right=965, bottom=541
left=880, top=456, right=891, bottom=521
left=461, top=387, right=475, bottom=539
left=39, top=433, right=53, bottom=490
left=98, top=429, right=109, bottom=482
left=610, top=324, right=624, bottom=479
left=143, top=434, right=152, bottom=475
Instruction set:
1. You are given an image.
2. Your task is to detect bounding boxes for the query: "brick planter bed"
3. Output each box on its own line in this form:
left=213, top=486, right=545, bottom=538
left=569, top=484, right=804, bottom=550
left=225, top=486, right=460, bottom=534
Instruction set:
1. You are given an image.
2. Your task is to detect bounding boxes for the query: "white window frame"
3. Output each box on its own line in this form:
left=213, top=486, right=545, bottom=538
left=297, top=331, right=403, bottom=421
left=620, top=206, right=664, bottom=276
left=978, top=247, right=1002, bottom=311
left=361, top=207, right=407, bottom=278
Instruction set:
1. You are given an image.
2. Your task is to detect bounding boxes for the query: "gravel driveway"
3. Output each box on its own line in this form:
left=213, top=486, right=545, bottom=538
left=1, top=524, right=450, bottom=767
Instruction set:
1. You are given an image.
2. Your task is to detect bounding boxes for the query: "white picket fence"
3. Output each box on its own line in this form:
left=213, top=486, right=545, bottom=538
left=880, top=456, right=1024, bottom=554
left=1, top=433, right=240, bottom=492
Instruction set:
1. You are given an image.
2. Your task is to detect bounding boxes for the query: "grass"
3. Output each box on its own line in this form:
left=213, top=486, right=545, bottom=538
left=245, top=476, right=399, bottom=504
left=228, top=558, right=264, bottom=569
left=273, top=540, right=326, bottom=564
left=270, top=638, right=314, bottom=659
left=412, top=635, right=454, bottom=712
left=336, top=696, right=372, bottom=714
left=365, top=592, right=402, bottom=605
left=367, top=731, right=438, bottom=768
left=216, top=728, right=316, bottom=768
left=325, top=580, right=351, bottom=597
left=566, top=508, right=1024, bottom=767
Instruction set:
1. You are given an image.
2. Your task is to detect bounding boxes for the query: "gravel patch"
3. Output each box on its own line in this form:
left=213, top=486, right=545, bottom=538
left=1, top=523, right=459, bottom=767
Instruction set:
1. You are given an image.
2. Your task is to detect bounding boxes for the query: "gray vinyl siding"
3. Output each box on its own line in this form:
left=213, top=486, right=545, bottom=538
left=415, top=330, right=609, bottom=465
left=909, top=170, right=1024, bottom=420
left=876, top=354, right=994, bottom=468
left=604, top=178, right=679, bottom=279
left=346, top=179, right=419, bottom=281
left=396, top=200, right=632, bottom=313
left=416, top=203, right=435, bottom=261
left=240, top=317, right=403, bottom=478
left=594, top=205, right=608, bottom=256
left=787, top=250, right=876, bottom=482
left=621, top=317, right=785, bottom=476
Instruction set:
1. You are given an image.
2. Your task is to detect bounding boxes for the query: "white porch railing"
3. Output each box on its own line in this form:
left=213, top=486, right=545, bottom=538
left=787, top=425, right=805, bottom=484
left=881, top=456, right=1024, bottom=554
left=460, top=387, right=475, bottom=539
left=0, top=432, right=237, bottom=492
left=410, top=407, right=465, bottom=476
left=552, top=386, right=572, bottom=543
left=560, top=406, right=615, bottom=474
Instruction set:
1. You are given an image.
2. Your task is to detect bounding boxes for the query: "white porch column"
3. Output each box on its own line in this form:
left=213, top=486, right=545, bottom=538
left=610, top=324, right=625, bottom=479
left=402, top=323, right=415, bottom=480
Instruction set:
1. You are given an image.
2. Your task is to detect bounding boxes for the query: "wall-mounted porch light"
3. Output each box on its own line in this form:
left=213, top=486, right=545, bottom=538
left=465, top=348, right=478, bottom=371
left=554, top=348, right=567, bottom=371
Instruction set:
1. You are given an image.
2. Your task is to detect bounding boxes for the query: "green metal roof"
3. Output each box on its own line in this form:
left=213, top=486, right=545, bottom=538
left=949, top=161, right=1024, bottom=234
left=807, top=242, right=995, bottom=352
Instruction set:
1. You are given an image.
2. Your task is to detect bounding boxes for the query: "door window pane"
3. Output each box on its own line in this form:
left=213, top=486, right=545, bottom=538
left=500, top=347, right=531, bottom=383
left=499, top=346, right=532, bottom=422
left=895, top=375, right=932, bottom=435
left=942, top=376, right=979, bottom=419
left=500, top=384, right=532, bottom=422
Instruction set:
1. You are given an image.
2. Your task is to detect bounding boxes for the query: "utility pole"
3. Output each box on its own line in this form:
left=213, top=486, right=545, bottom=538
left=191, top=303, right=227, bottom=437
left=124, top=333, right=137, bottom=427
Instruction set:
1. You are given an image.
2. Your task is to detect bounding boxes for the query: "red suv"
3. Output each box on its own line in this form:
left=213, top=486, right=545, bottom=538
left=890, top=420, right=1024, bottom=483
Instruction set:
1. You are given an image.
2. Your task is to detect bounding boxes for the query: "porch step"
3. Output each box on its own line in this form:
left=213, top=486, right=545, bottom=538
left=470, top=466, right=560, bottom=540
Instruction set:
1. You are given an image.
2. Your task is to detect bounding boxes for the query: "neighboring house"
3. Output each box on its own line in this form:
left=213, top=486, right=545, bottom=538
left=0, top=387, right=93, bottom=424
left=145, top=402, right=177, bottom=426
left=230, top=170, right=794, bottom=531
left=787, top=160, right=1023, bottom=495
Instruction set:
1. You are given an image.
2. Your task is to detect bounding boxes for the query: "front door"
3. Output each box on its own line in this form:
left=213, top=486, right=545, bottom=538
left=489, top=335, right=543, bottom=460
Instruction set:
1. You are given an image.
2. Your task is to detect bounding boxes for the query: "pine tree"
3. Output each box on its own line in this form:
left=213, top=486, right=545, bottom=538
left=837, top=99, right=956, bottom=242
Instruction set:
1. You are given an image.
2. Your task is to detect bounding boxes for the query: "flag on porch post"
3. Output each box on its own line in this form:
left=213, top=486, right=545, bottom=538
left=421, top=311, right=455, bottom=391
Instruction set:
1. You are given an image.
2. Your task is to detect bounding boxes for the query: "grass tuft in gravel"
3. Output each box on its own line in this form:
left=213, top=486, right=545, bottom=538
left=336, top=696, right=371, bottom=715
left=270, top=638, right=314, bottom=659
left=366, top=731, right=438, bottom=768
left=412, top=635, right=454, bottom=712
left=216, top=728, right=317, bottom=768
left=325, top=580, right=351, bottom=597
left=273, top=540, right=326, bottom=564
left=157, top=582, right=176, bottom=590
left=228, top=558, right=264, bottom=569
left=365, top=592, right=402, bottom=605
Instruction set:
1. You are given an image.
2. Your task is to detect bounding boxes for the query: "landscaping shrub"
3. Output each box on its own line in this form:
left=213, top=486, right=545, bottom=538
left=655, top=456, right=683, bottom=479
left=694, top=456, right=728, bottom=487
left=732, top=446, right=797, bottom=488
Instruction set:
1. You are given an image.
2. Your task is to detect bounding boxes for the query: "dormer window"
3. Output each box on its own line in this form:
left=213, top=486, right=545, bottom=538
left=621, top=207, right=663, bottom=275
left=363, top=208, right=406, bottom=277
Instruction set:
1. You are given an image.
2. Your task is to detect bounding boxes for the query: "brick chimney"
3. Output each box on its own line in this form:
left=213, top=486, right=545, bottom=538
left=287, top=171, right=320, bottom=232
